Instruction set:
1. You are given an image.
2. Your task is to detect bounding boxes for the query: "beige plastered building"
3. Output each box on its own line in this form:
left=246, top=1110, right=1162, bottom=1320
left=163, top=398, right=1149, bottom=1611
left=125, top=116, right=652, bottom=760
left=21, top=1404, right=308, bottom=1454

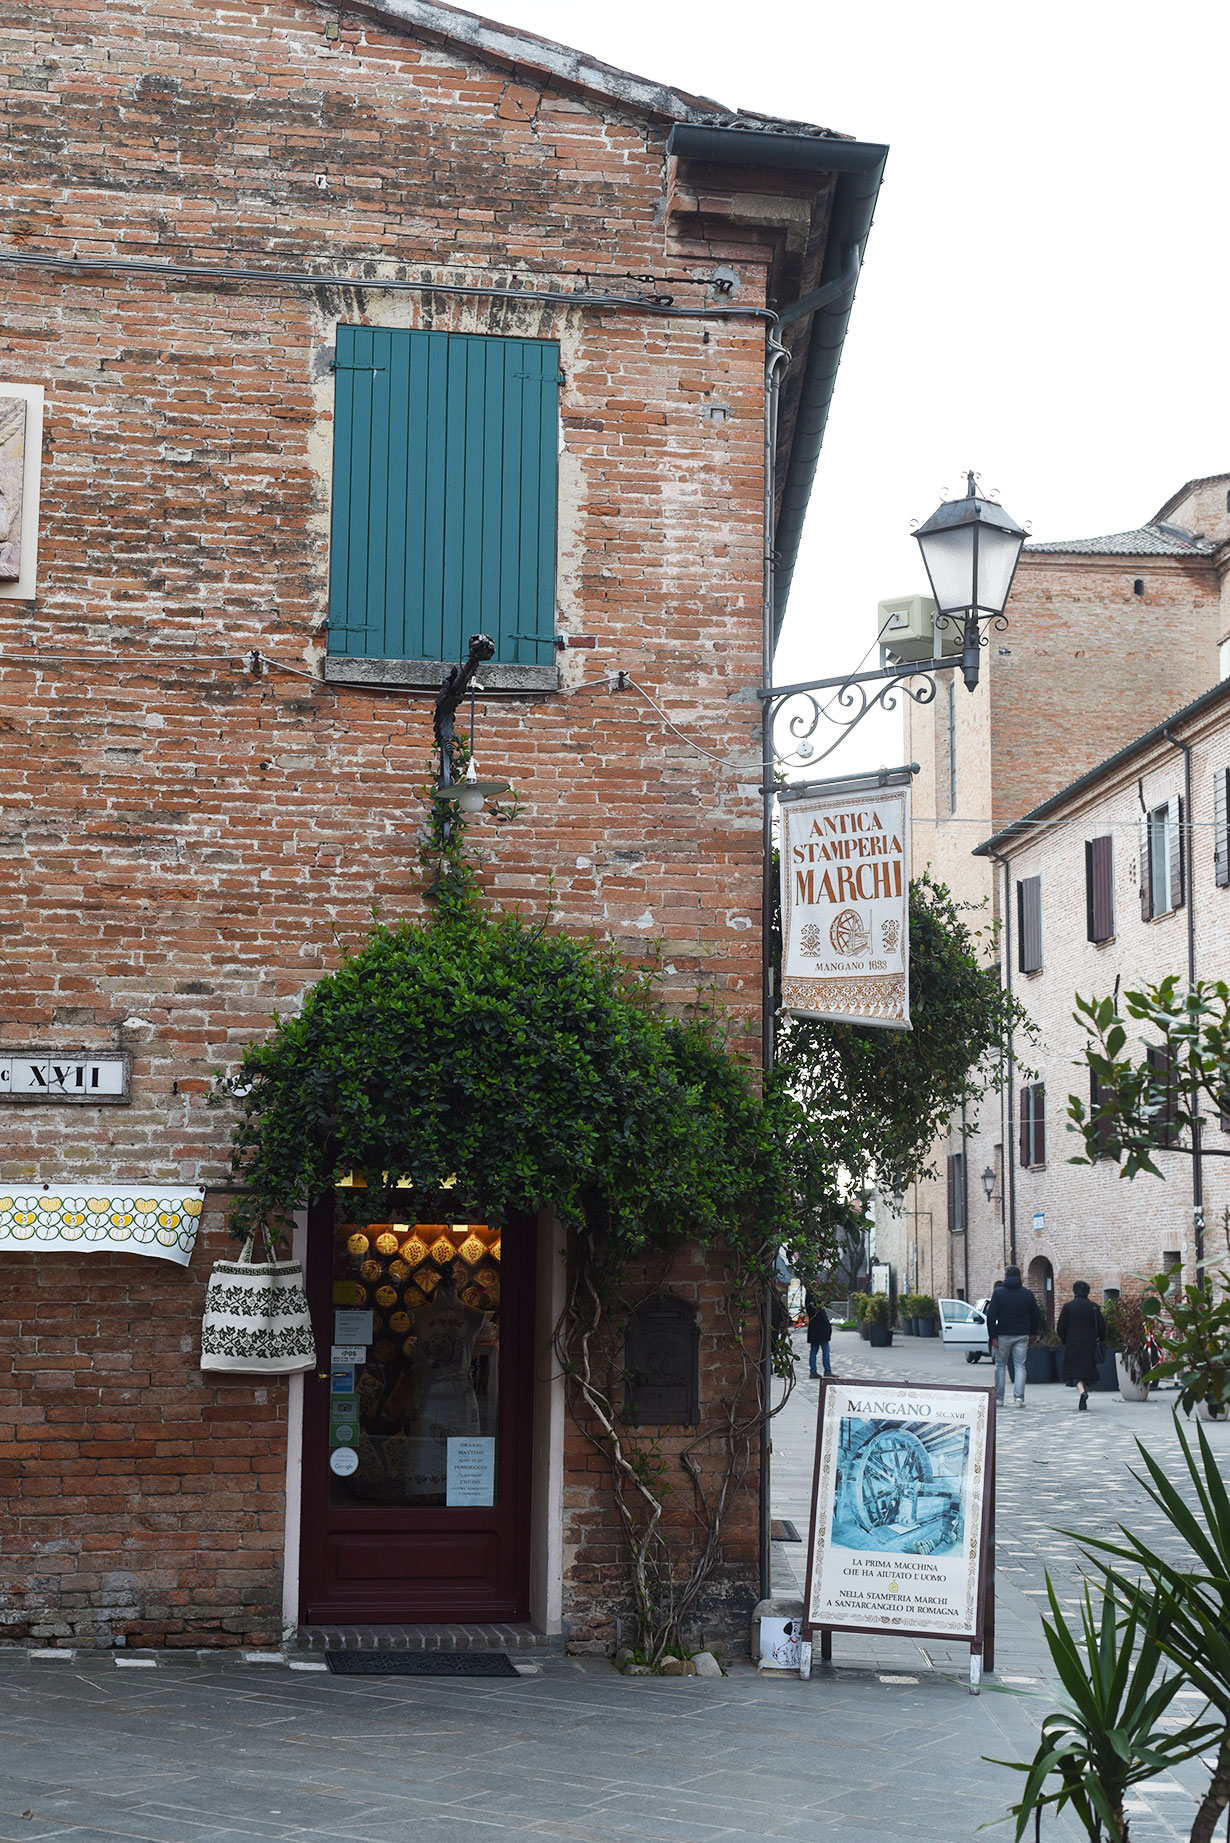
left=876, top=475, right=1230, bottom=1309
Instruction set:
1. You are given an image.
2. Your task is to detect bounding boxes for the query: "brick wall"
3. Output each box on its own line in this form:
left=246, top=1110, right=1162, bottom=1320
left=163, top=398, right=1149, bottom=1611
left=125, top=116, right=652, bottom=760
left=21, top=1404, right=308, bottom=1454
left=561, top=1245, right=760, bottom=1655
left=0, top=1214, right=286, bottom=1647
left=0, top=0, right=807, bottom=1645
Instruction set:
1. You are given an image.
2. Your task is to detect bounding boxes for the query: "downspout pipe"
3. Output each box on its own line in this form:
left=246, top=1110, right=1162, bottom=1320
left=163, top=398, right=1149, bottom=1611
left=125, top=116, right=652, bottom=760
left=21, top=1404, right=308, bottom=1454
left=664, top=125, right=888, bottom=637
left=989, top=848, right=1018, bottom=1271
left=1163, top=726, right=1204, bottom=1274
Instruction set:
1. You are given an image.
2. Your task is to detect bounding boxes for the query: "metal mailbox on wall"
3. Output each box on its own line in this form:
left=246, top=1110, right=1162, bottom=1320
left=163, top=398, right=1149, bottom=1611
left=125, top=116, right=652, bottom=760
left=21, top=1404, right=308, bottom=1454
left=624, top=1294, right=700, bottom=1426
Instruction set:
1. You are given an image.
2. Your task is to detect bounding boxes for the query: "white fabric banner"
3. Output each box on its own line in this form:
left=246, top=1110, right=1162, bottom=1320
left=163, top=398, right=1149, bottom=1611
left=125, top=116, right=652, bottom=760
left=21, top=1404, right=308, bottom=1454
left=0, top=1186, right=206, bottom=1265
left=779, top=780, right=911, bottom=1029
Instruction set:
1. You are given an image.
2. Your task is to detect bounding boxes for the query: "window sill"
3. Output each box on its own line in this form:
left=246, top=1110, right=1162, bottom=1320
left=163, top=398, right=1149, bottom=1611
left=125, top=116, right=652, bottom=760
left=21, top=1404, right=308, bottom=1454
left=323, top=657, right=559, bottom=694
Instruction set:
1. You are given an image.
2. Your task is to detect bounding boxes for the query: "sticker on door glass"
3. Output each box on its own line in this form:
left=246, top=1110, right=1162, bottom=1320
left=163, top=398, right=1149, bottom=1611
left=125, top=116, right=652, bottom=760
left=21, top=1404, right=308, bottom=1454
left=334, top=1308, right=373, bottom=1345
left=329, top=1445, right=359, bottom=1477
left=446, top=1436, right=495, bottom=1506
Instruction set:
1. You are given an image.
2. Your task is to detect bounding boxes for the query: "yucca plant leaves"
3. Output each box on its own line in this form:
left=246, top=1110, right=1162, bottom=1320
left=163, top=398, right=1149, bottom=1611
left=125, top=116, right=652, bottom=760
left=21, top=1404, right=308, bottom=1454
left=986, top=1577, right=1218, bottom=1841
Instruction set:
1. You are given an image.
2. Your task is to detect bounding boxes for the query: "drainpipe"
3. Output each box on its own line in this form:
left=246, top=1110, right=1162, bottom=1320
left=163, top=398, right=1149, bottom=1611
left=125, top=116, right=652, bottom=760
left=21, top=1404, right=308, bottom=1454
left=1162, top=727, right=1204, bottom=1274
left=959, top=1101, right=971, bottom=1300
left=989, top=847, right=1018, bottom=1270
left=758, top=332, right=788, bottom=1604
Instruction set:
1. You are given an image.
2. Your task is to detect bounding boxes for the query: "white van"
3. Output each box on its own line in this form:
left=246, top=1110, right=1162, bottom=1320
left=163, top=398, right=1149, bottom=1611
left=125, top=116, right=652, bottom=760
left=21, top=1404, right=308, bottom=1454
left=939, top=1297, right=990, bottom=1362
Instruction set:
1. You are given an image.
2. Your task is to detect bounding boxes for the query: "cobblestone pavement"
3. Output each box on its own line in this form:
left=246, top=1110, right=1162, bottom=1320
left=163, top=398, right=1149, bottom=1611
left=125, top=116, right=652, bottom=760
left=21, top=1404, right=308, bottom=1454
left=772, top=1327, right=1230, bottom=1843
left=0, top=1330, right=1223, bottom=1843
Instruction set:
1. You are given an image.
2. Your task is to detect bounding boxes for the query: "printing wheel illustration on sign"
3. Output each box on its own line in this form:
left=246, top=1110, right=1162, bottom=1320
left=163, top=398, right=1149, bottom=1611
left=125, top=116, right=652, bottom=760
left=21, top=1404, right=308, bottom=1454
left=829, top=908, right=869, bottom=957
left=832, top=1419, right=967, bottom=1557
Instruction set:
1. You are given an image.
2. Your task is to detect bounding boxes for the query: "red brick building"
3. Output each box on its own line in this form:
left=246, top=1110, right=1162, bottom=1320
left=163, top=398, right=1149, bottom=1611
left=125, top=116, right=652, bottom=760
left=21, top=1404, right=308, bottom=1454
left=0, top=0, right=884, bottom=1648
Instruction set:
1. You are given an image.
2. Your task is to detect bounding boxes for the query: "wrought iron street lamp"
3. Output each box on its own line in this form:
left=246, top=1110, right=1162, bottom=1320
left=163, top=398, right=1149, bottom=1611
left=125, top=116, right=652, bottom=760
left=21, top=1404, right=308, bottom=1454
left=913, top=473, right=1027, bottom=692
left=432, top=632, right=510, bottom=816
left=981, top=1165, right=996, bottom=1203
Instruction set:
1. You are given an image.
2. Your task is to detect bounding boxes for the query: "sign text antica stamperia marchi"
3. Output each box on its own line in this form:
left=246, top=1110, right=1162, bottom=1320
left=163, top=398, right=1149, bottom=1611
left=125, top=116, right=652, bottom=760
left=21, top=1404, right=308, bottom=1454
left=779, top=781, right=911, bottom=1030
left=0, top=1051, right=131, bottom=1104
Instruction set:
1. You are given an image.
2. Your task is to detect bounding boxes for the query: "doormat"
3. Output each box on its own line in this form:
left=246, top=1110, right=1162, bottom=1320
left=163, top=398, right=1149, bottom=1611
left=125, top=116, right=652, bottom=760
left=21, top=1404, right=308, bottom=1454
left=324, top=1651, right=521, bottom=1678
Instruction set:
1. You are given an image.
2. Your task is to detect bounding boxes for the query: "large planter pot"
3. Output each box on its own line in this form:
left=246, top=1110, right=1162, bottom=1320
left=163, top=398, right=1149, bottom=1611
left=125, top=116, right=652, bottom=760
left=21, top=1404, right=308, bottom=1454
left=902, top=1318, right=916, bottom=1336
left=1092, top=1350, right=1119, bottom=1392
left=917, top=1318, right=937, bottom=1339
left=1115, top=1354, right=1150, bottom=1402
left=859, top=1320, right=871, bottom=1340
left=867, top=1324, right=892, bottom=1348
left=1196, top=1399, right=1230, bottom=1421
left=1025, top=1346, right=1056, bottom=1384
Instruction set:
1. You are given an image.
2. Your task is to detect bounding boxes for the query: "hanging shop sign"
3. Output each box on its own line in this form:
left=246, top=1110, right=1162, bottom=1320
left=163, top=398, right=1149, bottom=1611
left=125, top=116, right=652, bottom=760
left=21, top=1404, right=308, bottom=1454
left=0, top=1051, right=130, bottom=1103
left=779, top=770, right=912, bottom=1030
left=801, top=1378, right=995, bottom=1687
left=0, top=1185, right=206, bottom=1265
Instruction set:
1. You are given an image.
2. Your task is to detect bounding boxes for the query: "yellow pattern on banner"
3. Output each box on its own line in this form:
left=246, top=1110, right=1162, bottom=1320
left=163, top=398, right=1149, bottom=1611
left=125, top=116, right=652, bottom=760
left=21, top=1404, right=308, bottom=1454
left=0, top=1187, right=206, bottom=1265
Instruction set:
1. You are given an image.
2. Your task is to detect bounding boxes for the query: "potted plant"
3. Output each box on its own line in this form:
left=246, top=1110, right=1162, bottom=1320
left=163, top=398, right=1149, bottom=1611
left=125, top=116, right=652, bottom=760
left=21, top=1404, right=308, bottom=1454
left=1143, top=1266, right=1230, bottom=1419
left=854, top=1293, right=873, bottom=1339
left=898, top=1292, right=916, bottom=1334
left=1025, top=1327, right=1059, bottom=1384
left=914, top=1293, right=938, bottom=1338
left=1104, top=1294, right=1151, bottom=1403
left=866, top=1293, right=893, bottom=1348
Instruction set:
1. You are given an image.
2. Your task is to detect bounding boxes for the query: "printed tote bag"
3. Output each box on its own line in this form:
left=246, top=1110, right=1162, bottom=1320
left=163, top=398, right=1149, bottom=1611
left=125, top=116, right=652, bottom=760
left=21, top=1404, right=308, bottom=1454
left=200, top=1233, right=316, bottom=1373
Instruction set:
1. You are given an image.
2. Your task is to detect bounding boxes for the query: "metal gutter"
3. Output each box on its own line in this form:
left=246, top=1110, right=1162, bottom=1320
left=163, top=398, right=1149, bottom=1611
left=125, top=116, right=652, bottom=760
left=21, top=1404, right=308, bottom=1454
left=973, top=675, right=1230, bottom=858
left=665, top=125, right=889, bottom=639
left=988, top=849, right=1018, bottom=1270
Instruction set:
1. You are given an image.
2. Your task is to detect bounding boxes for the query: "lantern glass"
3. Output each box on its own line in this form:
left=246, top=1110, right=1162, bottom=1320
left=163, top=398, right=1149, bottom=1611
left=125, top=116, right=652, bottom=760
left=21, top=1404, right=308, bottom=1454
left=916, top=521, right=976, bottom=617
left=973, top=521, right=1026, bottom=616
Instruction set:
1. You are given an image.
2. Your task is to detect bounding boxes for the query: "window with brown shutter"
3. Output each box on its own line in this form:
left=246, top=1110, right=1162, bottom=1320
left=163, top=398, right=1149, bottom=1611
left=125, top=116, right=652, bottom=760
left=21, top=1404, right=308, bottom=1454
left=946, top=1152, right=966, bottom=1233
left=1085, top=836, right=1114, bottom=942
left=1019, top=1083, right=1046, bottom=1166
left=1168, top=793, right=1185, bottom=911
left=1147, top=1044, right=1180, bottom=1147
left=1017, top=876, right=1043, bottom=973
left=1215, top=768, right=1230, bottom=889
left=1089, top=1067, right=1113, bottom=1157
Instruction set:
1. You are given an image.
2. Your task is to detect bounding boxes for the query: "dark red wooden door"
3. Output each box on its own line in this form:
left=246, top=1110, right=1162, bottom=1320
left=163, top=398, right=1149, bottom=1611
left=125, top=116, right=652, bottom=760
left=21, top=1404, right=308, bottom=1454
left=299, top=1198, right=535, bottom=1624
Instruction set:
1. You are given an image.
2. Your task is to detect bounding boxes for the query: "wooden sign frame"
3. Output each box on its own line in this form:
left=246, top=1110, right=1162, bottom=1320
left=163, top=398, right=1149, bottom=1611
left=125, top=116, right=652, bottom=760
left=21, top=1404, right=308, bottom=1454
left=800, top=1377, right=996, bottom=1693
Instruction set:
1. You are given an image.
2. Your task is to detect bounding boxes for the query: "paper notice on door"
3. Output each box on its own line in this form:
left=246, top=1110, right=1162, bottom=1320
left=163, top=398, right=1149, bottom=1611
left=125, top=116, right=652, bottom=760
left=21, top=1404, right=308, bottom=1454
left=446, top=1437, right=495, bottom=1507
left=333, top=1309, right=373, bottom=1345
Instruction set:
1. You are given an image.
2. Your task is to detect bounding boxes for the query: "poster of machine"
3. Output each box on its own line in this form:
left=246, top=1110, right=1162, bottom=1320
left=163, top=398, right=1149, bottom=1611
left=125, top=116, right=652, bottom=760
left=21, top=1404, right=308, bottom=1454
left=803, top=1380, right=993, bottom=1642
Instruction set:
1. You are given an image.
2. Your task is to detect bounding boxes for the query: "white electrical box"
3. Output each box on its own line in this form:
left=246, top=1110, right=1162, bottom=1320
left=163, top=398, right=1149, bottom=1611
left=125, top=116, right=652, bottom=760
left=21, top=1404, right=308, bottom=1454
left=877, top=593, right=937, bottom=665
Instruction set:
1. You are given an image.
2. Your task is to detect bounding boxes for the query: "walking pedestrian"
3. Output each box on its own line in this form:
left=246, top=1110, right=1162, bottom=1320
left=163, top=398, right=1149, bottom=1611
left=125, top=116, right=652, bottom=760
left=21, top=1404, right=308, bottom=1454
left=985, top=1264, right=1042, bottom=1407
left=1056, top=1280, right=1107, bottom=1410
left=804, top=1292, right=832, bottom=1378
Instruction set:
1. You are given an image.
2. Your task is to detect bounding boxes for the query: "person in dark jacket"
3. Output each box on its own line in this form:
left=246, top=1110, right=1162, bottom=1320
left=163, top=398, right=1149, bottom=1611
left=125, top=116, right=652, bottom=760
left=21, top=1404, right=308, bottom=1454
left=1057, top=1280, right=1107, bottom=1410
left=985, top=1265, right=1042, bottom=1407
left=804, top=1293, right=832, bottom=1378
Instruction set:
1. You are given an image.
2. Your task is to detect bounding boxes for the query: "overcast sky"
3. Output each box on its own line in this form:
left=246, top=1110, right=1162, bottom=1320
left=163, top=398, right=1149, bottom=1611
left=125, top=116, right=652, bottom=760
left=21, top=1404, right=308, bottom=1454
left=501, top=0, right=1230, bottom=776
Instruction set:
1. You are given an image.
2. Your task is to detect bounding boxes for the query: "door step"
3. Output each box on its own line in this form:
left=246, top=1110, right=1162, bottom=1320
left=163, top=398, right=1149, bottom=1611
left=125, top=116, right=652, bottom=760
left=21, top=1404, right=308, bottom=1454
left=293, top=1621, right=563, bottom=1656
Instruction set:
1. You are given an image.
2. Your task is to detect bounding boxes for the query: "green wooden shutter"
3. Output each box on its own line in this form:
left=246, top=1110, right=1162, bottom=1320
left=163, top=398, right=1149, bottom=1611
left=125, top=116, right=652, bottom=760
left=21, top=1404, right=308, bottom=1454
left=328, top=327, right=559, bottom=664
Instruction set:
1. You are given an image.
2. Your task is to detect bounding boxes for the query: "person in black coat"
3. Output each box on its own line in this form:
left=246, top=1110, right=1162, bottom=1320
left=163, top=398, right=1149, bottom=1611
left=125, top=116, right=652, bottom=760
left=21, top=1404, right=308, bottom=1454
left=985, top=1265, right=1042, bottom=1407
left=804, top=1292, right=832, bottom=1378
left=1056, top=1280, right=1107, bottom=1410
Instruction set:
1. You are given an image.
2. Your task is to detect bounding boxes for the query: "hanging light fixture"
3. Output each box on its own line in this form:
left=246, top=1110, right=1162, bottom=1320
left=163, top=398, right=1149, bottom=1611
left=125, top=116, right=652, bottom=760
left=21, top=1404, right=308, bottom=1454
left=452, top=757, right=510, bottom=814
left=913, top=472, right=1027, bottom=692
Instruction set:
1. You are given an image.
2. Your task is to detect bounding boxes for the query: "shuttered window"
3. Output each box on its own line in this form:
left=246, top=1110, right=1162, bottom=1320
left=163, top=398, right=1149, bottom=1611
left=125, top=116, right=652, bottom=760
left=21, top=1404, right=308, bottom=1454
left=946, top=1152, right=966, bottom=1233
left=1085, top=836, right=1114, bottom=942
left=1146, top=1044, right=1181, bottom=1147
left=1215, top=768, right=1230, bottom=888
left=1019, top=1083, right=1045, bottom=1167
left=1089, top=1067, right=1114, bottom=1158
left=328, top=326, right=560, bottom=667
left=1017, top=876, right=1043, bottom=973
left=1141, top=796, right=1184, bottom=918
